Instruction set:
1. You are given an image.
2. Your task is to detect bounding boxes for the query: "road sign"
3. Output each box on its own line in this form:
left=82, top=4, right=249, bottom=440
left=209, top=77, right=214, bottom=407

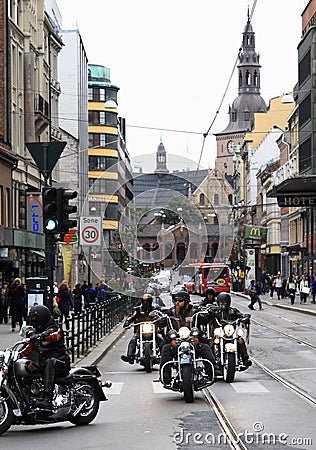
left=26, top=141, right=66, bottom=182
left=80, top=217, right=102, bottom=246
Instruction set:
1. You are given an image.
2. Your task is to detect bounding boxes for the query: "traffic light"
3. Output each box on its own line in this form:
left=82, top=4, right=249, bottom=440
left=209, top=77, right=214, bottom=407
left=58, top=189, right=78, bottom=233
left=42, top=187, right=59, bottom=234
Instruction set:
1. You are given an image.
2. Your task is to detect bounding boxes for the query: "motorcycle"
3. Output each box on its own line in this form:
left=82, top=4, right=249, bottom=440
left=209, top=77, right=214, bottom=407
left=0, top=334, right=112, bottom=436
left=212, top=317, right=250, bottom=383
left=158, top=314, right=215, bottom=403
left=126, top=315, right=162, bottom=373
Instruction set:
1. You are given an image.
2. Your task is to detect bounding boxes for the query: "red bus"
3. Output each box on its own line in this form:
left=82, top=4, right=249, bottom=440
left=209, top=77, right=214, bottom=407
left=179, top=263, right=231, bottom=295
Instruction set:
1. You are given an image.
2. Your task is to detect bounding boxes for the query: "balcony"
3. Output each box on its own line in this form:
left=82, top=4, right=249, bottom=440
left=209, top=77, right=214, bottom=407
left=34, top=94, right=50, bottom=135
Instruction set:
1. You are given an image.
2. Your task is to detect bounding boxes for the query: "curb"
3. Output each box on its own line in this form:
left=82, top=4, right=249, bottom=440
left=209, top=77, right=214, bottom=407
left=232, top=292, right=316, bottom=317
left=72, top=322, right=126, bottom=367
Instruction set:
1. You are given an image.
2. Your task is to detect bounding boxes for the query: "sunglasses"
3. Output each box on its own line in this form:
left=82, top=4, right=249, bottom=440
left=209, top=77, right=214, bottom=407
left=175, top=299, right=185, bottom=303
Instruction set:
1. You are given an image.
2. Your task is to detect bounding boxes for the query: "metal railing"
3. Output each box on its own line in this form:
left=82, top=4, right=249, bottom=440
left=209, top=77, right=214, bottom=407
left=64, top=293, right=136, bottom=363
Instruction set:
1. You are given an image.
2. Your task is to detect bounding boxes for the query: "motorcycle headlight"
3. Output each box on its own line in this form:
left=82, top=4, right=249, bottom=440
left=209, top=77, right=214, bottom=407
left=178, top=327, right=191, bottom=340
left=223, top=324, right=235, bottom=337
left=213, top=327, right=221, bottom=337
left=168, top=329, right=177, bottom=340
left=237, top=328, right=244, bottom=337
left=190, top=327, right=200, bottom=337
left=141, top=323, right=154, bottom=333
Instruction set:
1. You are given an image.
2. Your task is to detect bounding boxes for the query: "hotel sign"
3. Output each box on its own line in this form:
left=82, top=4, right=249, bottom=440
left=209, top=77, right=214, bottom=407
left=277, top=196, right=316, bottom=207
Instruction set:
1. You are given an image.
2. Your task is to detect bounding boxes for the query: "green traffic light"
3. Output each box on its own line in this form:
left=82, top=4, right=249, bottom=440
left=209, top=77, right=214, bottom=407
left=45, top=218, right=58, bottom=232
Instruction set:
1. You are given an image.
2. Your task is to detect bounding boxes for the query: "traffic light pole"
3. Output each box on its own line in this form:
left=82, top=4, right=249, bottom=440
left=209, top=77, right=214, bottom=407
left=45, top=234, right=55, bottom=312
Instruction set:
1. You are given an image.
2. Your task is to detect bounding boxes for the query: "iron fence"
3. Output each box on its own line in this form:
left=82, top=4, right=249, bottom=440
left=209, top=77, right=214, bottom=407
left=64, top=293, right=136, bottom=363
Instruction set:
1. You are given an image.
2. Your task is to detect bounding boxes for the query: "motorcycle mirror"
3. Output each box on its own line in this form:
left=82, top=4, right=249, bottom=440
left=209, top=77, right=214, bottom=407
left=20, top=325, right=34, bottom=337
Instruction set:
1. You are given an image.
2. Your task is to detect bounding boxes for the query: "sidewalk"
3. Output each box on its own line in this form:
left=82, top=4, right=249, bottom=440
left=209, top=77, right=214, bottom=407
left=233, top=291, right=316, bottom=317
left=0, top=320, right=126, bottom=368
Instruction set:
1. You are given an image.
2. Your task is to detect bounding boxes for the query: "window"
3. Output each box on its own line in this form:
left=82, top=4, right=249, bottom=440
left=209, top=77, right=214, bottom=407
left=89, top=156, right=118, bottom=171
left=199, top=193, right=205, bottom=205
left=299, top=137, right=312, bottom=173
left=214, top=194, right=219, bottom=206
left=299, top=49, right=310, bottom=86
left=88, top=133, right=118, bottom=149
left=299, top=93, right=311, bottom=127
left=89, top=178, right=118, bottom=195
left=88, top=88, right=93, bottom=101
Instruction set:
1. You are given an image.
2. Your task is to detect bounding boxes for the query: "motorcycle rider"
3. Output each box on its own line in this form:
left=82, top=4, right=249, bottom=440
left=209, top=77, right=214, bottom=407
left=121, top=293, right=164, bottom=364
left=19, top=304, right=71, bottom=409
left=145, top=285, right=165, bottom=307
left=199, top=287, right=217, bottom=307
left=159, top=290, right=218, bottom=386
left=215, top=292, right=252, bottom=369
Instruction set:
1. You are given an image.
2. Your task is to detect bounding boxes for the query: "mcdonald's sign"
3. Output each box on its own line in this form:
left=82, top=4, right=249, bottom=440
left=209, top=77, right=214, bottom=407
left=244, top=225, right=267, bottom=242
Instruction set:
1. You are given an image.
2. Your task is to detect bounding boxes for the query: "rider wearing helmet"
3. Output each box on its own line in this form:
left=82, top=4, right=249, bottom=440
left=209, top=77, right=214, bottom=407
left=145, top=285, right=165, bottom=307
left=200, top=287, right=217, bottom=307
left=171, top=284, right=189, bottom=304
left=159, top=289, right=219, bottom=386
left=20, top=305, right=70, bottom=409
left=215, top=293, right=252, bottom=369
left=121, top=293, right=164, bottom=364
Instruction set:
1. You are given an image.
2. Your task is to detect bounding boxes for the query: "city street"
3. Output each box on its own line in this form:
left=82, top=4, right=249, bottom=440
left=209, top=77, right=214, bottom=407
left=0, top=291, right=315, bottom=449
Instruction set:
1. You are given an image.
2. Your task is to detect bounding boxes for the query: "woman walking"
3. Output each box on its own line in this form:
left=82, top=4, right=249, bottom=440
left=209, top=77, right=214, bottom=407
left=0, top=282, right=9, bottom=324
left=286, top=273, right=296, bottom=305
left=299, top=274, right=309, bottom=304
left=8, top=278, right=25, bottom=332
left=56, top=281, right=74, bottom=330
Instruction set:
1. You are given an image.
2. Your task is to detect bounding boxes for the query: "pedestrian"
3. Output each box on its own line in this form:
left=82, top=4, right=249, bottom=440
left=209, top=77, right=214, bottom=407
left=311, top=275, right=316, bottom=304
left=275, top=273, right=283, bottom=300
left=8, top=277, right=25, bottom=332
left=96, top=282, right=106, bottom=303
left=72, top=283, right=83, bottom=313
left=247, top=279, right=257, bottom=310
left=85, top=283, right=97, bottom=308
left=260, top=271, right=267, bottom=294
left=56, top=281, right=74, bottom=329
left=269, top=275, right=276, bottom=299
left=0, top=281, right=9, bottom=324
left=286, top=273, right=296, bottom=305
left=299, top=274, right=309, bottom=304
left=254, top=280, right=263, bottom=310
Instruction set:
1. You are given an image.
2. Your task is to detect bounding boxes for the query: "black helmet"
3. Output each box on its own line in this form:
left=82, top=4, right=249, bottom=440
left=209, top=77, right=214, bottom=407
left=141, top=293, right=153, bottom=311
left=28, top=305, right=52, bottom=329
left=216, top=292, right=231, bottom=311
left=171, top=285, right=188, bottom=303
left=205, top=287, right=216, bottom=300
left=173, top=290, right=190, bottom=304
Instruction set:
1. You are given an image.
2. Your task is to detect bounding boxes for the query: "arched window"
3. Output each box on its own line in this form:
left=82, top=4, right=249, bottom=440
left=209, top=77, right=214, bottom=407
left=214, top=194, right=219, bottom=206
left=176, top=243, right=186, bottom=261
left=211, top=242, right=218, bottom=257
left=228, top=194, right=233, bottom=205
left=253, top=70, right=258, bottom=86
left=199, top=193, right=205, bottom=206
left=245, top=71, right=251, bottom=86
left=142, top=243, right=150, bottom=253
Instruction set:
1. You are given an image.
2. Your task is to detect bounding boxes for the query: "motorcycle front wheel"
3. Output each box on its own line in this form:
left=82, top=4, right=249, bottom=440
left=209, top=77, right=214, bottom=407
left=223, top=352, right=236, bottom=383
left=68, top=382, right=100, bottom=426
left=0, top=398, right=14, bottom=436
left=181, top=365, right=194, bottom=403
left=143, top=342, right=152, bottom=373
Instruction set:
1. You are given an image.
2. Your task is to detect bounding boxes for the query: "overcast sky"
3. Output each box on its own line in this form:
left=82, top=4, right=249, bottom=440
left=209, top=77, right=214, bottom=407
left=56, top=0, right=306, bottom=170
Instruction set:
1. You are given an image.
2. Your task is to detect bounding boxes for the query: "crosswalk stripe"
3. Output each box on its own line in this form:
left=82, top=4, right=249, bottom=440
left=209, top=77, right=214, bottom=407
left=230, top=382, right=269, bottom=393
left=106, top=382, right=124, bottom=395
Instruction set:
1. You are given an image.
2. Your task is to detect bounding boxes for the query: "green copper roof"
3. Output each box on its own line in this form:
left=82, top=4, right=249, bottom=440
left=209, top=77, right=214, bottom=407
left=88, top=64, right=119, bottom=88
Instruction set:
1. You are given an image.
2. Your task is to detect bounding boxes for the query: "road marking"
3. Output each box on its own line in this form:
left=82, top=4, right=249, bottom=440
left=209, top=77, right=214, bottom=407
left=152, top=381, right=179, bottom=394
left=231, top=382, right=269, bottom=393
left=274, top=367, right=316, bottom=373
left=106, top=382, right=124, bottom=395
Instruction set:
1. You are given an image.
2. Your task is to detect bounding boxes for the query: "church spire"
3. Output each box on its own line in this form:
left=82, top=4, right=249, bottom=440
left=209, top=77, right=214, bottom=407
left=154, top=139, right=169, bottom=175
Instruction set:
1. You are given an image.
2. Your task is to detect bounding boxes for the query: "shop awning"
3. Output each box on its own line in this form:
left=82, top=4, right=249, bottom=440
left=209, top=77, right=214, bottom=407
left=268, top=175, right=316, bottom=197
left=30, top=250, right=46, bottom=259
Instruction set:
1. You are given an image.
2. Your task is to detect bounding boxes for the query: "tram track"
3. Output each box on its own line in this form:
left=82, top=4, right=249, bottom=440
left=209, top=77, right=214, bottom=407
left=251, top=318, right=316, bottom=350
left=203, top=388, right=249, bottom=450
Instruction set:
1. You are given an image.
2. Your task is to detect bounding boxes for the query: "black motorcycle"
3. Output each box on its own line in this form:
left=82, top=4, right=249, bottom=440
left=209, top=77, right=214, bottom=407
left=0, top=335, right=111, bottom=436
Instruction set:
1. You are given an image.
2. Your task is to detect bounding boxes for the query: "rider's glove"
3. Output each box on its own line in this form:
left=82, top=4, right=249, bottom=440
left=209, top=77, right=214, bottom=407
left=29, top=333, right=42, bottom=343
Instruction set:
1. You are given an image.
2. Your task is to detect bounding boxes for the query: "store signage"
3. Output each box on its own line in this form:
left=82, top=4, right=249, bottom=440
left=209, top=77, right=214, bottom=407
left=277, top=195, right=316, bottom=207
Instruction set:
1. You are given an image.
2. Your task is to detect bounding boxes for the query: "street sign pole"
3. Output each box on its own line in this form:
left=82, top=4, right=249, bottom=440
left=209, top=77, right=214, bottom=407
left=25, top=141, right=67, bottom=312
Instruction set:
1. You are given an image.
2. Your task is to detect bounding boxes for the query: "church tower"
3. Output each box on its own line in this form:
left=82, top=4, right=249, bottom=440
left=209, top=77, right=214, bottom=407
left=154, top=138, right=169, bottom=176
left=214, top=11, right=266, bottom=176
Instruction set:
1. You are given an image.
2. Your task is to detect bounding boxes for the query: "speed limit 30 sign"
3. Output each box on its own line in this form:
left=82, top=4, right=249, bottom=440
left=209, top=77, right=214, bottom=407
left=80, top=217, right=102, bottom=246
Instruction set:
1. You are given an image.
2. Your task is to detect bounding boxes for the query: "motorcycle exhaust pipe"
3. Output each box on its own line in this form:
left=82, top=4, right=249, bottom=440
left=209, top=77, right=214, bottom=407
left=102, top=381, right=112, bottom=388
